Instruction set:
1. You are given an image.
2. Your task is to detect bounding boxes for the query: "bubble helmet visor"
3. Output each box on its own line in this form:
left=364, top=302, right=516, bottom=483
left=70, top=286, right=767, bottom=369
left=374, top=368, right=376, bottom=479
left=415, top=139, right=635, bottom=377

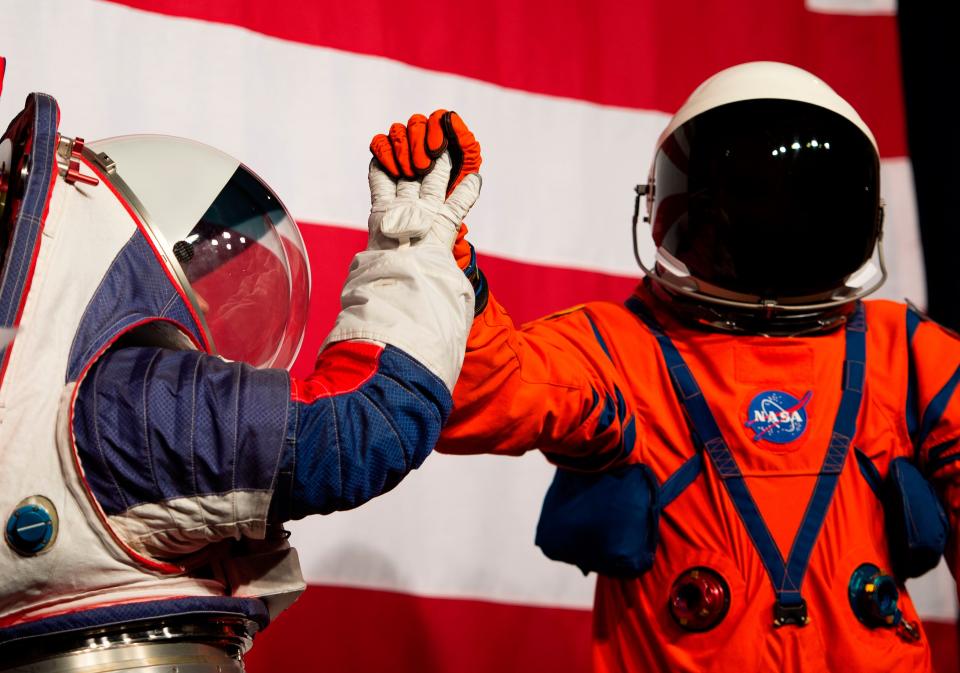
left=640, top=62, right=885, bottom=333
left=87, top=135, right=310, bottom=369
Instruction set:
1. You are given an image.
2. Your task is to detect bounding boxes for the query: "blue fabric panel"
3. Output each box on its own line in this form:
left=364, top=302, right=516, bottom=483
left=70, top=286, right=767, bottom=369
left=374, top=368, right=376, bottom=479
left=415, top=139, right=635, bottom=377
left=586, top=388, right=600, bottom=419
left=461, top=244, right=488, bottom=315
left=279, top=345, right=450, bottom=520
left=0, top=596, right=269, bottom=645
left=614, top=386, right=627, bottom=423
left=610, top=385, right=633, bottom=456
left=659, top=453, right=703, bottom=507
left=620, top=416, right=637, bottom=458
left=536, top=462, right=660, bottom=577
left=473, top=268, right=489, bottom=315
left=67, top=232, right=205, bottom=383
left=916, top=364, right=960, bottom=450
left=906, top=308, right=922, bottom=438
left=73, top=347, right=289, bottom=515
left=596, top=394, right=617, bottom=435
left=584, top=312, right=613, bottom=361
left=0, top=94, right=58, bottom=339
left=462, top=243, right=478, bottom=279
left=855, top=448, right=883, bottom=499
left=906, top=308, right=922, bottom=343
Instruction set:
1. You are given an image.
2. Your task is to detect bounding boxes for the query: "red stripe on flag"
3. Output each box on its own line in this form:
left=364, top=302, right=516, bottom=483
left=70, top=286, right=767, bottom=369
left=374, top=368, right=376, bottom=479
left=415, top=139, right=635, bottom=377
left=925, top=621, right=960, bottom=673
left=292, top=222, right=639, bottom=378
left=246, top=584, right=959, bottom=673
left=104, top=0, right=906, bottom=158
left=245, top=584, right=592, bottom=673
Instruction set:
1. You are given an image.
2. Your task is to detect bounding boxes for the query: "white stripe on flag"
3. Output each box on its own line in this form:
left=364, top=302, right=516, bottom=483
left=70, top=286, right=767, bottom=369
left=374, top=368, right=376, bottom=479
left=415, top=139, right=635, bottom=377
left=288, top=452, right=598, bottom=610
left=805, top=0, right=896, bottom=15
left=0, top=0, right=924, bottom=305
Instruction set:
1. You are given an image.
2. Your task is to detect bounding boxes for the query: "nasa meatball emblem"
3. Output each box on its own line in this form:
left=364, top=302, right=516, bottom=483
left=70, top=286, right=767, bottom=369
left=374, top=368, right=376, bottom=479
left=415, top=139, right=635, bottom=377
left=744, top=390, right=812, bottom=444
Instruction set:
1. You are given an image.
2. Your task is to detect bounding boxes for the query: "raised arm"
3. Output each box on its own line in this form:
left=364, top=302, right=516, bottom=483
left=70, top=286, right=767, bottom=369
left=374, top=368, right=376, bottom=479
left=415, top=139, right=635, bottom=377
left=370, top=112, right=636, bottom=468
left=72, top=152, right=481, bottom=559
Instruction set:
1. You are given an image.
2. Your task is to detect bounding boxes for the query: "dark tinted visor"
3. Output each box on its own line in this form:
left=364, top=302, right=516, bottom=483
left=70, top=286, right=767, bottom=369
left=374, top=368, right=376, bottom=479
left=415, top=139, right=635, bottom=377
left=650, top=99, right=880, bottom=299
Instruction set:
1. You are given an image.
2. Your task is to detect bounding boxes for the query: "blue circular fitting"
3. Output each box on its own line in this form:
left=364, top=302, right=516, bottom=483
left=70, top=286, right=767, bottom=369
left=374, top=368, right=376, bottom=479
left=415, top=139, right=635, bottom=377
left=6, top=503, right=55, bottom=555
left=849, top=562, right=901, bottom=628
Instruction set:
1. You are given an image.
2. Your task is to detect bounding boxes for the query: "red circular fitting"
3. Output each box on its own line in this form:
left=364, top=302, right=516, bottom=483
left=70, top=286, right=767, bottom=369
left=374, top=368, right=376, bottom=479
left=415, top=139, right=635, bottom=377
left=668, top=566, right=731, bottom=632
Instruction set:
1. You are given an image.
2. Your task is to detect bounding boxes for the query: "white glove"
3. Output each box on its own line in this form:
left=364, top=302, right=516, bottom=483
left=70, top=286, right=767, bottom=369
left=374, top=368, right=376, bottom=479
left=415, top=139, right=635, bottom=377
left=367, top=151, right=481, bottom=250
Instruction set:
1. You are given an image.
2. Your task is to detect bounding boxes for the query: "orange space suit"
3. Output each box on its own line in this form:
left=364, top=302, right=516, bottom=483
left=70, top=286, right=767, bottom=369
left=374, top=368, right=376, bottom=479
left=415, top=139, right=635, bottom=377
left=371, top=63, right=958, bottom=672
left=440, top=282, right=959, bottom=672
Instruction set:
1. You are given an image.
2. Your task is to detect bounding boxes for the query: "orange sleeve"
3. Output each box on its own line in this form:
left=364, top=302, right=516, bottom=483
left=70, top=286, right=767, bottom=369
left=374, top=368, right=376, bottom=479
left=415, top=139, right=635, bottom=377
left=437, top=291, right=637, bottom=471
left=911, top=313, right=960, bottom=577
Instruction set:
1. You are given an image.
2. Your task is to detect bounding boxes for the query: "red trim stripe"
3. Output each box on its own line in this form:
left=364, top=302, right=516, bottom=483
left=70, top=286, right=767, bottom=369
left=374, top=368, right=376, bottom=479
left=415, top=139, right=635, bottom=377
left=246, top=584, right=959, bottom=673
left=104, top=0, right=906, bottom=157
left=291, top=341, right=383, bottom=403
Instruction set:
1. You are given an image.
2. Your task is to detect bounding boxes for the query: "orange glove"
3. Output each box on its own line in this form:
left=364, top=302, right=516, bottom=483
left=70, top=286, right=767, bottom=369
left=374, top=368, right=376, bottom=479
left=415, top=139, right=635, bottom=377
left=370, top=110, right=481, bottom=269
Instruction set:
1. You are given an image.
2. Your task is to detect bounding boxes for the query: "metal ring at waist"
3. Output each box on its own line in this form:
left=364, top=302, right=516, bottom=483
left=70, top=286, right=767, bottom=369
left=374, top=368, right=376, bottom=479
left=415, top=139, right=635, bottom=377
left=0, top=615, right=256, bottom=673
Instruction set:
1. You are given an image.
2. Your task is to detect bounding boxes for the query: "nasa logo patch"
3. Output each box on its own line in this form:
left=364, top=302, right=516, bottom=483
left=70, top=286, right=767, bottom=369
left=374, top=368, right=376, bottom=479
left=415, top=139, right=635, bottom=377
left=745, top=390, right=812, bottom=444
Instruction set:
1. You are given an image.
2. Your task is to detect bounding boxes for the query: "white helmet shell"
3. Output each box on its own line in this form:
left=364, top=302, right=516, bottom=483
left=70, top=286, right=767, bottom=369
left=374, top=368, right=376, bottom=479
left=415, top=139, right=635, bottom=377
left=638, top=61, right=885, bottom=334
left=655, top=61, right=877, bottom=156
left=86, top=135, right=311, bottom=369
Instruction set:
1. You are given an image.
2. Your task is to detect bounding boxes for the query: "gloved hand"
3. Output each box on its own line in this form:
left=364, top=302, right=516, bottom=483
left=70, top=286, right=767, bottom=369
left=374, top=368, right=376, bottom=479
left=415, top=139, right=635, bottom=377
left=370, top=110, right=481, bottom=192
left=328, top=149, right=479, bottom=392
left=367, top=150, right=481, bottom=253
left=370, top=110, right=481, bottom=268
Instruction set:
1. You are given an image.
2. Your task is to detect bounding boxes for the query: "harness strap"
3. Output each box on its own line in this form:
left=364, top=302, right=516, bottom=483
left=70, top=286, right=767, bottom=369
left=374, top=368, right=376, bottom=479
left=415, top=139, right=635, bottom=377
left=626, top=297, right=866, bottom=622
left=660, top=453, right=703, bottom=507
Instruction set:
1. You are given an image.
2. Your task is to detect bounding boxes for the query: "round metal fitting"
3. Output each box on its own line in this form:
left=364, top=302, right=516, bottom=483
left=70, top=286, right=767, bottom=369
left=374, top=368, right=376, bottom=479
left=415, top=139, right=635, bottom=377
left=668, top=566, right=731, bottom=632
left=848, top=562, right=901, bottom=627
left=5, top=495, right=58, bottom=556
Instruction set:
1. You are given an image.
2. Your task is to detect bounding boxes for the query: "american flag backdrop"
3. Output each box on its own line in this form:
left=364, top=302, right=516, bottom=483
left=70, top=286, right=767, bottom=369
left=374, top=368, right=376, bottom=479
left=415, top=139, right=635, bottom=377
left=1, top=1, right=956, bottom=671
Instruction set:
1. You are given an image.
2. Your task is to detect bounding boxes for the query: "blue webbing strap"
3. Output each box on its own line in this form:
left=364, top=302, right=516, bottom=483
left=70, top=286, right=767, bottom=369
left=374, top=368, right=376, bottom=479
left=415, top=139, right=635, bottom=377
left=659, top=453, right=703, bottom=507
left=626, top=298, right=866, bottom=621
left=0, top=95, right=58, bottom=328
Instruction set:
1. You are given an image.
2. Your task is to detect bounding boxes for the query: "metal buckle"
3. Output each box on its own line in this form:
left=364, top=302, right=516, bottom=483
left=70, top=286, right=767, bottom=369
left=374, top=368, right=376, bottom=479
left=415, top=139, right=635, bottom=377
left=773, top=598, right=809, bottom=627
